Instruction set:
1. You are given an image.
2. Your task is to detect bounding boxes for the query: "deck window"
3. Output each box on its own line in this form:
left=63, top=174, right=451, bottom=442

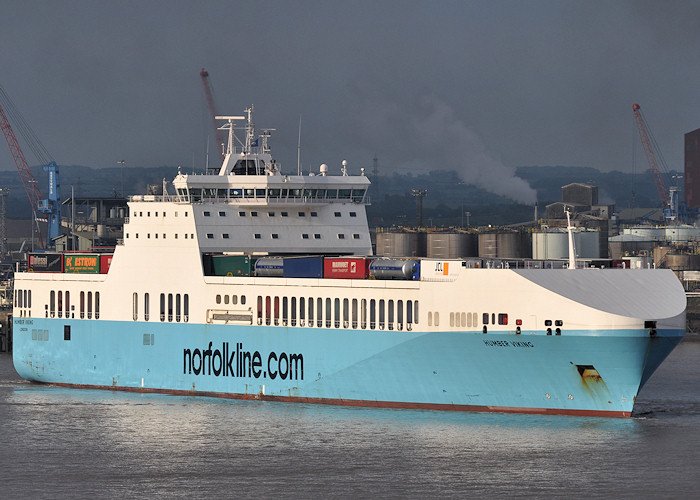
left=176, top=294, right=181, bottom=322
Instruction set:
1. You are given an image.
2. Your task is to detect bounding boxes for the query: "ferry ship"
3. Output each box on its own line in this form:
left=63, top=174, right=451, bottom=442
left=12, top=107, right=686, bottom=417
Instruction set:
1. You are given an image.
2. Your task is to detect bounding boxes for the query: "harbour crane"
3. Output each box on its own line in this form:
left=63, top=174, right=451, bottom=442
left=632, top=103, right=675, bottom=218
left=200, top=68, right=226, bottom=165
left=0, top=85, right=60, bottom=248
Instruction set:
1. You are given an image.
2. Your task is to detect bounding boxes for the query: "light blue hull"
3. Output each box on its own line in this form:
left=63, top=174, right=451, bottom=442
left=12, top=317, right=683, bottom=417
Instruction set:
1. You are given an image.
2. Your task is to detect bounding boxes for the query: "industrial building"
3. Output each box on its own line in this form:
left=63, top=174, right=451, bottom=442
left=684, top=127, right=700, bottom=209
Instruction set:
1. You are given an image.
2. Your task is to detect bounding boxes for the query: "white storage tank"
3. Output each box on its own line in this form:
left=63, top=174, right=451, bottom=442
left=623, top=226, right=666, bottom=241
left=532, top=229, right=600, bottom=259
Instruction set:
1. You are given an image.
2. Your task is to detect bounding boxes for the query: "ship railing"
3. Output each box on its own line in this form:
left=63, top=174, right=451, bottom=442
left=129, top=194, right=180, bottom=203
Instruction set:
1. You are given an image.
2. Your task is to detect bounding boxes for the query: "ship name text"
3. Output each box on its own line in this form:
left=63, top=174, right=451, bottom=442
left=483, top=339, right=534, bottom=348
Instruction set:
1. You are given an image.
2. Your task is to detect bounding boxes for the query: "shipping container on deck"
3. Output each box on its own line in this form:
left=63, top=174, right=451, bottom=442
left=254, top=257, right=284, bottom=277
left=210, top=255, right=252, bottom=276
left=63, top=254, right=100, bottom=273
left=28, top=253, right=63, bottom=273
left=419, top=259, right=462, bottom=281
left=100, top=255, right=113, bottom=274
left=369, top=258, right=420, bottom=280
left=283, top=256, right=324, bottom=278
left=324, top=257, right=370, bottom=279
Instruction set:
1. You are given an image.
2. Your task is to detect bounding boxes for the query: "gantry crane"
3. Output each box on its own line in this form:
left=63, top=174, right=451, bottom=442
left=0, top=85, right=60, bottom=248
left=200, top=68, right=226, bottom=164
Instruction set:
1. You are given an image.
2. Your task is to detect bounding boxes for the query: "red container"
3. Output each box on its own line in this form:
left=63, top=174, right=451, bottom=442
left=324, top=258, right=369, bottom=279
left=100, top=254, right=113, bottom=274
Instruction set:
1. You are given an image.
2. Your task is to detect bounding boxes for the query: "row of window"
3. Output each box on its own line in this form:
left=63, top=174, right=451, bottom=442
left=203, top=210, right=357, bottom=218
left=254, top=296, right=419, bottom=330
left=132, top=210, right=188, bottom=218
left=215, top=294, right=247, bottom=305
left=126, top=232, right=363, bottom=241
left=425, top=311, right=565, bottom=333
left=14, top=289, right=31, bottom=317
left=131, top=208, right=359, bottom=218
left=428, top=311, right=509, bottom=328
left=48, top=290, right=100, bottom=319
left=178, top=187, right=366, bottom=203
left=207, top=233, right=362, bottom=240
left=132, top=293, right=190, bottom=322
left=126, top=233, right=195, bottom=240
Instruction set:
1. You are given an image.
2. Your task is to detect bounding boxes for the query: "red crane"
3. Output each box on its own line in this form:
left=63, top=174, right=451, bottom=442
left=200, top=68, right=226, bottom=164
left=0, top=87, right=45, bottom=248
left=632, top=103, right=670, bottom=208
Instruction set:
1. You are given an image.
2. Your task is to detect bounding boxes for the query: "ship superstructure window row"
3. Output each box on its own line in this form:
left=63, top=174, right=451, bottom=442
left=253, top=295, right=419, bottom=331
left=179, top=187, right=367, bottom=203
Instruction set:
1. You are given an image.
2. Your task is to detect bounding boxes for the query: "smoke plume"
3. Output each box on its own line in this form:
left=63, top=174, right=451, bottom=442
left=359, top=95, right=537, bottom=204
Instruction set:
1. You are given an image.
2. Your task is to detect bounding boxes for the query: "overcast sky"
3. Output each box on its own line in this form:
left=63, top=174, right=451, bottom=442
left=1, top=0, right=698, bottom=203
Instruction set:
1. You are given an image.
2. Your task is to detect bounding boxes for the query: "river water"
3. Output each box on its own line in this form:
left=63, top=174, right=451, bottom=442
left=1, top=339, right=699, bottom=498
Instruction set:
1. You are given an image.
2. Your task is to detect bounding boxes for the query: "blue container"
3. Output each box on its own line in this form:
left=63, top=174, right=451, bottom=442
left=283, top=256, right=324, bottom=278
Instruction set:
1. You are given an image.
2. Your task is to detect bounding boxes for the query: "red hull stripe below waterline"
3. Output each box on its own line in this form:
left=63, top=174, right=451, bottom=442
left=41, top=381, right=632, bottom=418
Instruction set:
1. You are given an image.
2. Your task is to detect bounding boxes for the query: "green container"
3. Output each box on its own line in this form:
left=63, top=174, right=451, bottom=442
left=211, top=255, right=252, bottom=276
left=64, top=254, right=100, bottom=273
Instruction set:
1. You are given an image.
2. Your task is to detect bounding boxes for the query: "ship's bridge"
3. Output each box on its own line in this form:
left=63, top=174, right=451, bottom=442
left=123, top=107, right=373, bottom=256
left=172, top=170, right=370, bottom=206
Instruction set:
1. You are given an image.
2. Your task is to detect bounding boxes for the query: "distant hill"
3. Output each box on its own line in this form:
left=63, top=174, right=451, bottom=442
left=0, top=164, right=676, bottom=226
left=366, top=166, right=673, bottom=227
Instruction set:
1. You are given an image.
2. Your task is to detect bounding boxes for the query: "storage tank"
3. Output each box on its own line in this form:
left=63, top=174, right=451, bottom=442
left=375, top=232, right=426, bottom=257
left=624, top=227, right=666, bottom=241
left=664, top=254, right=700, bottom=270
left=666, top=226, right=700, bottom=242
left=532, top=229, right=600, bottom=259
left=532, top=231, right=568, bottom=260
left=576, top=230, right=600, bottom=259
left=478, top=231, right=529, bottom=259
left=426, top=232, right=477, bottom=258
